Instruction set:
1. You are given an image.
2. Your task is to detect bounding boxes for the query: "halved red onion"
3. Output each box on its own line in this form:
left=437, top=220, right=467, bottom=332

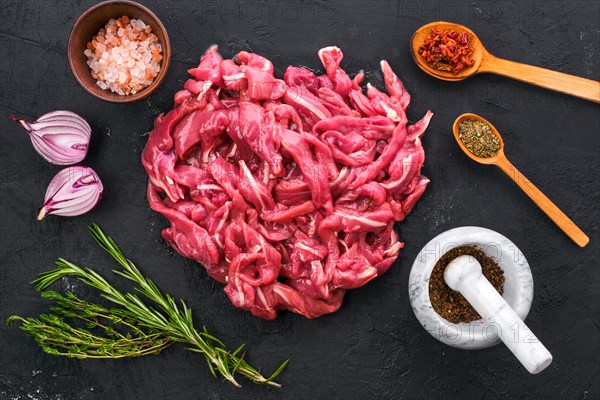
left=38, top=166, right=103, bottom=220
left=11, top=110, right=91, bottom=165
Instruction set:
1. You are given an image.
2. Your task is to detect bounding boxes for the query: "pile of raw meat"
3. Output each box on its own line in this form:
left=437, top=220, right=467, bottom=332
left=142, top=45, right=432, bottom=319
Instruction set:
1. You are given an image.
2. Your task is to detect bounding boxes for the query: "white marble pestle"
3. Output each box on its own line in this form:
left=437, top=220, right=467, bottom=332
left=444, top=255, right=552, bottom=374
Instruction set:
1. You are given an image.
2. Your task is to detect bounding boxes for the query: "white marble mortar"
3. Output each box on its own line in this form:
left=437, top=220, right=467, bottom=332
left=408, top=226, right=533, bottom=349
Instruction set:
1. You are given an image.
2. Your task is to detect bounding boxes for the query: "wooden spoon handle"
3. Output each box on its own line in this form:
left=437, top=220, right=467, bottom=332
left=495, top=157, right=589, bottom=247
left=480, top=53, right=600, bottom=103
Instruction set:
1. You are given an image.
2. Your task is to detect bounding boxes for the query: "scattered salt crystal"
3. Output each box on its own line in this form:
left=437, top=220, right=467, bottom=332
left=117, top=28, right=125, bottom=37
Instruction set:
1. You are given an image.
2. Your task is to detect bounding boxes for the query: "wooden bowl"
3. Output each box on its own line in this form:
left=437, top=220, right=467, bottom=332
left=68, top=0, right=171, bottom=103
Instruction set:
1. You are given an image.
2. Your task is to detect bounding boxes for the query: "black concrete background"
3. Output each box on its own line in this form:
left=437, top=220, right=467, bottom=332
left=1, top=1, right=599, bottom=399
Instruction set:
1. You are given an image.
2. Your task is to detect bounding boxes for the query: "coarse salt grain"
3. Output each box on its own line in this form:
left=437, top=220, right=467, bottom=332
left=85, top=15, right=162, bottom=96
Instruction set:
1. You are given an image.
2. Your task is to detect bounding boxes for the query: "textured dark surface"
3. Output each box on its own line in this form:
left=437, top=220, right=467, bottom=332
left=1, top=1, right=599, bottom=399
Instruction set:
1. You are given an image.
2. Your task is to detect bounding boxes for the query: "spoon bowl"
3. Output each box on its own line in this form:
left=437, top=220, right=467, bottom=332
left=452, top=113, right=504, bottom=164
left=452, top=113, right=589, bottom=247
left=410, top=21, right=484, bottom=81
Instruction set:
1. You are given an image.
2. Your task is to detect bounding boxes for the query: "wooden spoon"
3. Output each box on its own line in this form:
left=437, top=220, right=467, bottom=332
left=411, top=21, right=600, bottom=103
left=452, top=113, right=589, bottom=247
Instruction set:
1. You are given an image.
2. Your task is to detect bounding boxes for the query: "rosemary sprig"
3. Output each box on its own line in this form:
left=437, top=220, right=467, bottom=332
left=7, top=223, right=289, bottom=388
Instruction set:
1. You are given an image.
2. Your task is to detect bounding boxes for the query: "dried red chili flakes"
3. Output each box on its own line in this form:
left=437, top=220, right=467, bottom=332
left=418, top=28, right=474, bottom=75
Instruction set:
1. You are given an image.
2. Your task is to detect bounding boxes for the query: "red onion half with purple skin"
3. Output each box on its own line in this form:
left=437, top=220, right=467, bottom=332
left=11, top=110, right=91, bottom=165
left=38, top=166, right=103, bottom=220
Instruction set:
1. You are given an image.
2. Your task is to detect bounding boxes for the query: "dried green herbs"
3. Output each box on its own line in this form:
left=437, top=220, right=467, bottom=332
left=458, top=119, right=500, bottom=158
left=429, top=245, right=505, bottom=323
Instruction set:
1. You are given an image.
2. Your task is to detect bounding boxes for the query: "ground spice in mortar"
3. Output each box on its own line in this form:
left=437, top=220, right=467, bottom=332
left=458, top=119, right=501, bottom=158
left=429, top=245, right=505, bottom=323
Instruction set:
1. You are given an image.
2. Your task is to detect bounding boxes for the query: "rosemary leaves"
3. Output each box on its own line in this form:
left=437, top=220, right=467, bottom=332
left=458, top=118, right=501, bottom=158
left=7, top=224, right=288, bottom=388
